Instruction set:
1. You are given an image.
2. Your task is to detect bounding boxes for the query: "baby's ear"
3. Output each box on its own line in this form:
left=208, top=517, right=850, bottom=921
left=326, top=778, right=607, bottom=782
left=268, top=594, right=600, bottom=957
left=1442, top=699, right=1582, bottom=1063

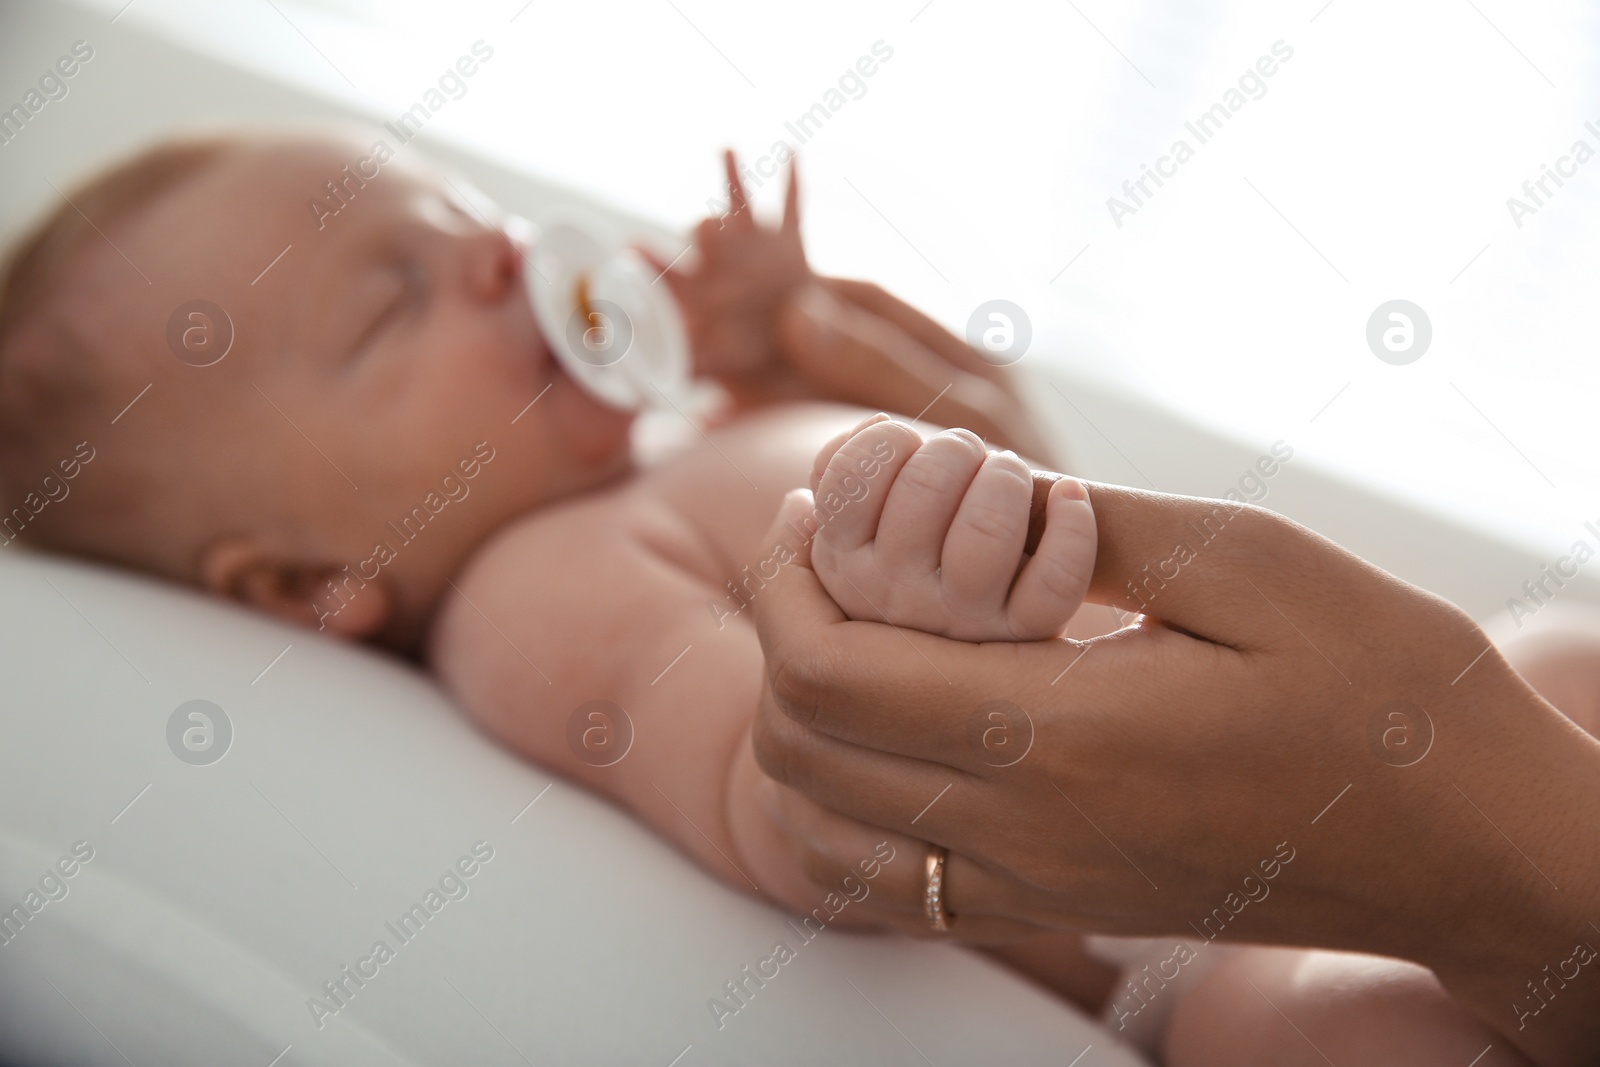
left=199, top=536, right=393, bottom=640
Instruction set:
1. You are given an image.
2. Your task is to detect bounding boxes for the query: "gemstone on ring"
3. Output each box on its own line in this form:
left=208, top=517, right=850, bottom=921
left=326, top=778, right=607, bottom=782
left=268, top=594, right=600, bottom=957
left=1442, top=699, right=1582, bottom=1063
left=925, top=845, right=953, bottom=932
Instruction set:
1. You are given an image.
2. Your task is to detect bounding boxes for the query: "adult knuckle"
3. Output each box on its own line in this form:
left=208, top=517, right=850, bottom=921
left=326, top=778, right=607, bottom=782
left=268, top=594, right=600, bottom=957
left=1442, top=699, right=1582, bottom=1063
left=1014, top=851, right=1073, bottom=894
left=799, top=842, right=845, bottom=886
left=1195, top=501, right=1281, bottom=571
left=1226, top=501, right=1289, bottom=548
left=750, top=709, right=807, bottom=790
left=834, top=277, right=889, bottom=309
left=768, top=654, right=824, bottom=729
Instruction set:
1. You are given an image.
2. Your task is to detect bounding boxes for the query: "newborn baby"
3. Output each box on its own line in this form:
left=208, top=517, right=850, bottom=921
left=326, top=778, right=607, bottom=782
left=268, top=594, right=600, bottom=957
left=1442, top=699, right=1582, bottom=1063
left=0, top=127, right=1533, bottom=1065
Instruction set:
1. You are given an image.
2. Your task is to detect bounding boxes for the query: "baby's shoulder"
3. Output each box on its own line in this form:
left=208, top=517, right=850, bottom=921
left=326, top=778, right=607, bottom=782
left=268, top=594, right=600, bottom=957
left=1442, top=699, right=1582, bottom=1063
left=428, top=401, right=874, bottom=685
left=426, top=475, right=725, bottom=701
left=462, top=474, right=722, bottom=604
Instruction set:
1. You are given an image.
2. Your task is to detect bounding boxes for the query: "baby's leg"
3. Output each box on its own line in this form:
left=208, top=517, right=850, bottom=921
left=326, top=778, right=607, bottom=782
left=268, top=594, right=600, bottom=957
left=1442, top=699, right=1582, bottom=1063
left=1166, top=947, right=1533, bottom=1067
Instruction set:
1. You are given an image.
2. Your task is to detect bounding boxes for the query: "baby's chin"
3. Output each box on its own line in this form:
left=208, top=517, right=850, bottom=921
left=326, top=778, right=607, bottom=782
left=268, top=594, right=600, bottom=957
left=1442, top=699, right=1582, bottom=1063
left=547, top=371, right=638, bottom=478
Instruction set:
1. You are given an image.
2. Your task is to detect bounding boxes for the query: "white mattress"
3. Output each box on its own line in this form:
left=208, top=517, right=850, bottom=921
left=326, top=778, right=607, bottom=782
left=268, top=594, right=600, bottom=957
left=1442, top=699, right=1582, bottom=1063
left=0, top=547, right=1149, bottom=1066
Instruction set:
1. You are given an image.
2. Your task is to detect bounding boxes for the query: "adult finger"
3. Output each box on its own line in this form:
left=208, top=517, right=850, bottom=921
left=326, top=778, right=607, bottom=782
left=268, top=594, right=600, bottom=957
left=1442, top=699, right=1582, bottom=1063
left=1008, top=475, right=1097, bottom=639
left=755, top=481, right=1306, bottom=756
left=754, top=490, right=1101, bottom=767
left=755, top=777, right=1063, bottom=942
left=751, top=664, right=985, bottom=813
left=1025, top=470, right=1062, bottom=555
left=776, top=285, right=1010, bottom=437
left=820, top=276, right=1008, bottom=384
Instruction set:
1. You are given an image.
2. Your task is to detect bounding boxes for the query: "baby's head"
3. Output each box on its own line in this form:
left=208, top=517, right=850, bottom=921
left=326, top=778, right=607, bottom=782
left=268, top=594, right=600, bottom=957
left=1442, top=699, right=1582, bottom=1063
left=0, top=126, right=636, bottom=651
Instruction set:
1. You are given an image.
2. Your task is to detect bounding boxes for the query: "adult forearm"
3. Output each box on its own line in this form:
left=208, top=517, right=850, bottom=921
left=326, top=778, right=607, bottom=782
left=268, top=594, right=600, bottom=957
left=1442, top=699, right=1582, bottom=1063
left=1423, top=682, right=1600, bottom=1066
left=814, top=278, right=1067, bottom=468
left=769, top=279, right=1059, bottom=463
left=747, top=477, right=1600, bottom=1062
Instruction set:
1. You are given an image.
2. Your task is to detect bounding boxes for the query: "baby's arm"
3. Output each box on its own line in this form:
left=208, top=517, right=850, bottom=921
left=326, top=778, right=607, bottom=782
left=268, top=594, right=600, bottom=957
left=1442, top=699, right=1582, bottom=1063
left=427, top=487, right=877, bottom=919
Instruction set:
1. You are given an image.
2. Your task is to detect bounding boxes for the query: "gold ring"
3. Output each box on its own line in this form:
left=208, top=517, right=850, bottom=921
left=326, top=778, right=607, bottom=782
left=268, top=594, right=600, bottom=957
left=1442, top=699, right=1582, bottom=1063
left=924, top=845, right=954, bottom=933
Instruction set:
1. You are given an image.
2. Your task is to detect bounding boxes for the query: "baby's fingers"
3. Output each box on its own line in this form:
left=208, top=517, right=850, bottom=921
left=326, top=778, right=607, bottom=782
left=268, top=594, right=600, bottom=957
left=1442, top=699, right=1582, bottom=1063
left=1006, top=477, right=1097, bottom=639
left=632, top=245, right=698, bottom=324
left=812, top=420, right=923, bottom=553
left=781, top=154, right=801, bottom=238
left=721, top=149, right=752, bottom=228
left=810, top=412, right=891, bottom=494
left=635, top=244, right=688, bottom=287
left=939, top=450, right=1032, bottom=618
left=874, top=429, right=988, bottom=577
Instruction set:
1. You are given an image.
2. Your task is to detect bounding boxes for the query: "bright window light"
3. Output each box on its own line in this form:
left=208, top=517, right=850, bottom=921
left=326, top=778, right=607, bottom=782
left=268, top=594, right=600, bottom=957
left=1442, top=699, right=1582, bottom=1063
left=74, top=0, right=1600, bottom=552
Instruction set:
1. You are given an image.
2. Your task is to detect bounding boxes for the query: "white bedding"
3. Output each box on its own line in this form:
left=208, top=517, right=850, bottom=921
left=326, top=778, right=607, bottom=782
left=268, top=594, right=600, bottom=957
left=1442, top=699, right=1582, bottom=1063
left=0, top=547, right=1150, bottom=1066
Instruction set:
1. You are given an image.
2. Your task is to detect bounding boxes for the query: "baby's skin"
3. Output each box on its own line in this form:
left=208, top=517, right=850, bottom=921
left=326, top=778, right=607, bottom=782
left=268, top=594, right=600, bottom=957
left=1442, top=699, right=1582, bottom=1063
left=432, top=386, right=1518, bottom=1065
left=808, top=415, right=1098, bottom=644
left=795, top=419, right=1531, bottom=1066
left=427, top=406, right=1112, bottom=927
left=32, top=127, right=1551, bottom=1062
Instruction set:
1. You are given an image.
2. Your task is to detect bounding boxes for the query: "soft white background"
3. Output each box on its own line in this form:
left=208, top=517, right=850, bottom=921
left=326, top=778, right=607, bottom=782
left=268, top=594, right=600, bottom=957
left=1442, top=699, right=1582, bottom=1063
left=6, top=7, right=1596, bottom=1062
left=6, top=0, right=1599, bottom=587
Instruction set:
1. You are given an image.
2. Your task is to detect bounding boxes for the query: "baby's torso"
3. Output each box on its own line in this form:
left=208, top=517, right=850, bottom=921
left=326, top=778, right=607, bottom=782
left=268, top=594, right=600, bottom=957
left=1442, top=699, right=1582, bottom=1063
left=624, top=402, right=876, bottom=587
left=426, top=401, right=877, bottom=701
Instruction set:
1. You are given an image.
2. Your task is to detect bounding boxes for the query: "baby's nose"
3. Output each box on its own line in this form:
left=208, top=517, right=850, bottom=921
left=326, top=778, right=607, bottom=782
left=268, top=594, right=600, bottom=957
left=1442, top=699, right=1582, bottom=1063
left=463, top=228, right=523, bottom=302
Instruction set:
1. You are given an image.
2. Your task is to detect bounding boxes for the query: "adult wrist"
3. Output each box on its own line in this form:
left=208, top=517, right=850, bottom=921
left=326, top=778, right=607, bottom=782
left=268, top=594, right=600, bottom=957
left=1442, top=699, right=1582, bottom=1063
left=1415, top=663, right=1600, bottom=1062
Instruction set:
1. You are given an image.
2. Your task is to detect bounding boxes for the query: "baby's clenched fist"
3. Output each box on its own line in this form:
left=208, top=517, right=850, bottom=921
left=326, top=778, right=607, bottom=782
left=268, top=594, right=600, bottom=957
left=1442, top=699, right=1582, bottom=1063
left=808, top=416, right=1097, bottom=642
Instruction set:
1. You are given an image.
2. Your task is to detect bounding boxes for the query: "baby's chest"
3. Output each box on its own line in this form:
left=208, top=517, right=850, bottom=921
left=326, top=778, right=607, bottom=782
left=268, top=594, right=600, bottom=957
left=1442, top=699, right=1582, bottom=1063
left=637, top=402, right=873, bottom=577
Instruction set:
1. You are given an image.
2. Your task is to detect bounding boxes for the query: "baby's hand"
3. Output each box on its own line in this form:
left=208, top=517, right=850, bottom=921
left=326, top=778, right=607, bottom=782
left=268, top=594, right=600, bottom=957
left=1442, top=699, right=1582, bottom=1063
left=642, top=150, right=812, bottom=381
left=808, top=416, right=1097, bottom=642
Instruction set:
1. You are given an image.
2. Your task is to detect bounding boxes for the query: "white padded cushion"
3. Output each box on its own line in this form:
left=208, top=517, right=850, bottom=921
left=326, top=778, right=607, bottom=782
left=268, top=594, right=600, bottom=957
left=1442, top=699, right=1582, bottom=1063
left=0, top=549, right=1148, bottom=1066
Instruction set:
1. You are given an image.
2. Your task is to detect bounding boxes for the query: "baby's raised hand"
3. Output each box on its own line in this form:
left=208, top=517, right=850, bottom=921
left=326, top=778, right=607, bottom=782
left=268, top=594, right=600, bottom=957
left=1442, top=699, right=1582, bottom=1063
left=643, top=150, right=811, bottom=380
left=808, top=416, right=1097, bottom=642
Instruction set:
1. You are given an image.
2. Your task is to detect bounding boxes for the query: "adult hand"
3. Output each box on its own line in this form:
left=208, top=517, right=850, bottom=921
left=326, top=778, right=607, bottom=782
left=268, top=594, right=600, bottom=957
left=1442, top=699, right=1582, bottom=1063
left=776, top=278, right=1058, bottom=464
left=645, top=150, right=1057, bottom=461
left=749, top=479, right=1600, bottom=1065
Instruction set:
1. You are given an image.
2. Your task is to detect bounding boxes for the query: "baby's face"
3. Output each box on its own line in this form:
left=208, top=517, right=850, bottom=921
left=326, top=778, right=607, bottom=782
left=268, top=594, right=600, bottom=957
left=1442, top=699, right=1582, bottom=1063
left=81, top=132, right=637, bottom=639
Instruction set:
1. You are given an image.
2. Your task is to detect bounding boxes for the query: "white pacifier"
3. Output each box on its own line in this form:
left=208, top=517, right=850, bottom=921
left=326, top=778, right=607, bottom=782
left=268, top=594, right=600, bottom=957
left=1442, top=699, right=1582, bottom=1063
left=520, top=216, right=691, bottom=410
